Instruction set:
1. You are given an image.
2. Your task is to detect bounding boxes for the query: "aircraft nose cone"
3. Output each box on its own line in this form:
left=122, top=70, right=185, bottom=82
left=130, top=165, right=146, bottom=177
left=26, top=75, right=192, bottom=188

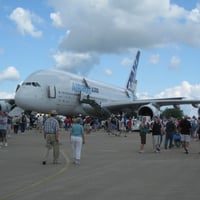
left=15, top=87, right=35, bottom=109
left=15, top=89, right=27, bottom=108
left=15, top=84, right=46, bottom=112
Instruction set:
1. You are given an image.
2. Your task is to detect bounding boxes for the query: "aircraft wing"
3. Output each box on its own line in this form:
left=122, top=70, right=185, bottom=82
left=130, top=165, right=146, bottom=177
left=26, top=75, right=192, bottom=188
left=0, top=99, right=15, bottom=104
left=102, top=97, right=200, bottom=114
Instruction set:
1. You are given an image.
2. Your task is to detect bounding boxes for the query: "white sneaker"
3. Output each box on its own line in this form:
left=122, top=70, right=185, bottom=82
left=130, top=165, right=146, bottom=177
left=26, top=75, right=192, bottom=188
left=4, top=143, right=8, bottom=147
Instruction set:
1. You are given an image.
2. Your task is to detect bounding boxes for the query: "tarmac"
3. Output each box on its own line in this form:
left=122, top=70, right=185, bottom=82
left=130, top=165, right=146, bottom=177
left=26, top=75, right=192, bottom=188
left=0, top=129, right=200, bottom=200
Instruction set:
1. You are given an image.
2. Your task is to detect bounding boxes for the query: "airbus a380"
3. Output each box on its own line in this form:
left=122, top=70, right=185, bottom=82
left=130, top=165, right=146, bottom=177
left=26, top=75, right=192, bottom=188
left=1, top=51, right=200, bottom=118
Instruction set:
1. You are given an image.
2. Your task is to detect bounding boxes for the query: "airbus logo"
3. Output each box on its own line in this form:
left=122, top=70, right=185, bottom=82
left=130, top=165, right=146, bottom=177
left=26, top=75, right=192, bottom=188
left=72, top=82, right=99, bottom=94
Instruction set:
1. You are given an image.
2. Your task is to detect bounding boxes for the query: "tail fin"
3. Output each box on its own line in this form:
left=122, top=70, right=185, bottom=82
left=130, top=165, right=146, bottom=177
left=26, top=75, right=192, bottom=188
left=126, top=50, right=140, bottom=97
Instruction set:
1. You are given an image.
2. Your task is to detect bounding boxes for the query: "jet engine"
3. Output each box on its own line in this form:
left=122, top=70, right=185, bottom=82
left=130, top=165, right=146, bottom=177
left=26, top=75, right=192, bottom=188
left=138, top=103, right=160, bottom=119
left=0, top=101, right=12, bottom=112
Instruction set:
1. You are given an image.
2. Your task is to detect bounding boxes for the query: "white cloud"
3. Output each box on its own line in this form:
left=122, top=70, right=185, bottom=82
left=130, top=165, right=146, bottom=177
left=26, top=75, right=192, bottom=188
left=121, top=58, right=133, bottom=66
left=50, top=12, right=64, bottom=28
left=149, top=54, right=160, bottom=64
left=188, top=5, right=200, bottom=23
left=0, top=92, right=15, bottom=99
left=155, top=81, right=200, bottom=99
left=164, top=4, right=187, bottom=19
left=48, top=0, right=200, bottom=74
left=0, top=66, right=20, bottom=81
left=9, top=7, right=42, bottom=37
left=169, top=56, right=181, bottom=68
left=104, top=68, right=113, bottom=76
left=53, top=51, right=99, bottom=74
left=137, top=81, right=200, bottom=117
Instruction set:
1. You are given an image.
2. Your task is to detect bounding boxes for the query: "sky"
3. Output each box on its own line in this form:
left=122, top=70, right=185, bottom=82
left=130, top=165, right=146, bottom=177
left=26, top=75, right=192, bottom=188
left=1, top=0, right=200, bottom=116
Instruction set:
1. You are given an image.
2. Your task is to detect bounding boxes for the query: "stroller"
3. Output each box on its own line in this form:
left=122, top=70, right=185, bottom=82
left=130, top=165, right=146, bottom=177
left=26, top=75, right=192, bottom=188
left=173, top=132, right=181, bottom=148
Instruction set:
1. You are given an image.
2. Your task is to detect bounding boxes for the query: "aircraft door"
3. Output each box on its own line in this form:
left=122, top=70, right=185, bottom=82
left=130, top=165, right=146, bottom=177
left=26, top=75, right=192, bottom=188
left=48, top=85, right=56, bottom=98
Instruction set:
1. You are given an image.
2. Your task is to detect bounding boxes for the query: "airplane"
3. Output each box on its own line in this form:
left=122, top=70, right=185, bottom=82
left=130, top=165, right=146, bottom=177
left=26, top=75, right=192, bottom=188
left=1, top=50, right=200, bottom=118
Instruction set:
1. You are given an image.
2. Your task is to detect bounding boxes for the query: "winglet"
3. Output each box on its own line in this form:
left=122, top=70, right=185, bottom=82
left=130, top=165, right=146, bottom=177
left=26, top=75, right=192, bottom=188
left=126, top=51, right=140, bottom=96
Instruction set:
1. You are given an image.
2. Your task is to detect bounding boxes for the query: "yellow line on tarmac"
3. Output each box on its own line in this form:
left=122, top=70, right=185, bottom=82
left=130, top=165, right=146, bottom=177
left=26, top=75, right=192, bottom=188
left=0, top=150, right=70, bottom=200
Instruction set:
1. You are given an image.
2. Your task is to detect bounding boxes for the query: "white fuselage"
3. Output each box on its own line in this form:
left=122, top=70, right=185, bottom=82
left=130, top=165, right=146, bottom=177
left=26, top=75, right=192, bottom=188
left=15, top=69, right=133, bottom=116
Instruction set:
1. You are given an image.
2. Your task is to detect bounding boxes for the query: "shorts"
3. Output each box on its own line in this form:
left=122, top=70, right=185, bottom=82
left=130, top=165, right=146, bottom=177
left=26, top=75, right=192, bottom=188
left=140, top=132, right=146, bottom=144
left=181, top=134, right=190, bottom=142
left=0, top=129, right=7, bottom=138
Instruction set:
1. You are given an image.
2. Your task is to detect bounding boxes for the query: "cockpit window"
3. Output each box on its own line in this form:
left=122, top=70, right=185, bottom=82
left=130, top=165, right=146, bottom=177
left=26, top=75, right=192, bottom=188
left=22, top=82, right=41, bottom=87
left=32, top=82, right=40, bottom=87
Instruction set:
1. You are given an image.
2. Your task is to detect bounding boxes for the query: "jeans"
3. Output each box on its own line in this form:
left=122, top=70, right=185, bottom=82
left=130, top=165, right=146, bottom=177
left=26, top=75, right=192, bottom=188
left=165, top=132, right=173, bottom=149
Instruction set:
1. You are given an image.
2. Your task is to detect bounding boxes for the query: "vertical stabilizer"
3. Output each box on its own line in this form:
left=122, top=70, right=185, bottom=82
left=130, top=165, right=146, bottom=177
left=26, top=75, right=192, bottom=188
left=126, top=51, right=140, bottom=98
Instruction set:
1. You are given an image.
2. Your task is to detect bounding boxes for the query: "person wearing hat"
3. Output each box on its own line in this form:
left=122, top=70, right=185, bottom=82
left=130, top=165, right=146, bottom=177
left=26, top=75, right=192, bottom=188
left=42, top=110, right=60, bottom=165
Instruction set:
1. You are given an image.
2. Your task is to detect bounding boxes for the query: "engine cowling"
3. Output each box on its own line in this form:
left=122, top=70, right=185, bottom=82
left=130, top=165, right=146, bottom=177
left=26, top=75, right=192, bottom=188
left=0, top=101, right=12, bottom=112
left=138, top=103, right=160, bottom=118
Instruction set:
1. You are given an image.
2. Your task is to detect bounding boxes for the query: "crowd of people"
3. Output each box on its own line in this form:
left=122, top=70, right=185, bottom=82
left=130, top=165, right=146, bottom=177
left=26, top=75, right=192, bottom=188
left=43, top=112, right=200, bottom=164
left=138, top=115, right=200, bottom=154
left=100, top=113, right=200, bottom=154
left=1, top=110, right=200, bottom=165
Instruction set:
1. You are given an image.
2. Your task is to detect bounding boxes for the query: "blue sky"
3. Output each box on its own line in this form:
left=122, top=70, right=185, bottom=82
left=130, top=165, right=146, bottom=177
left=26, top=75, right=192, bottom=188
left=1, top=0, right=200, bottom=115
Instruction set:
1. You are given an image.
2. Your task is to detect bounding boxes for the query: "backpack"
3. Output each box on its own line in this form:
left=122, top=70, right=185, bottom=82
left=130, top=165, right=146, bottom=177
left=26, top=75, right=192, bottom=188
left=22, top=115, right=26, bottom=123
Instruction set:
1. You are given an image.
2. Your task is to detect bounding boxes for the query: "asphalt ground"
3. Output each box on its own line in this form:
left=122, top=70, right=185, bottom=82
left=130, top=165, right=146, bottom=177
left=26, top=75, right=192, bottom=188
left=0, top=129, right=200, bottom=200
